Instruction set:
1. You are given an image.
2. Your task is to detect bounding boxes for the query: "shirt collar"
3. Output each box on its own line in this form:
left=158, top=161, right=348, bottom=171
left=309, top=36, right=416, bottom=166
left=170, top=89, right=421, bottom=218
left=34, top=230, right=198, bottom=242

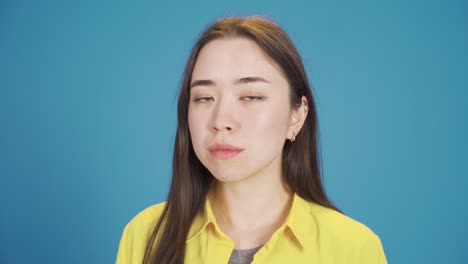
left=185, top=192, right=315, bottom=249
left=186, top=196, right=216, bottom=244
left=282, top=192, right=316, bottom=249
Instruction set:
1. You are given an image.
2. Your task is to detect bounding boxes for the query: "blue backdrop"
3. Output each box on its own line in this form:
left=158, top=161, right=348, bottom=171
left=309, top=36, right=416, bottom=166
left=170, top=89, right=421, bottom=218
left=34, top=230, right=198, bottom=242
left=1, top=0, right=467, bottom=263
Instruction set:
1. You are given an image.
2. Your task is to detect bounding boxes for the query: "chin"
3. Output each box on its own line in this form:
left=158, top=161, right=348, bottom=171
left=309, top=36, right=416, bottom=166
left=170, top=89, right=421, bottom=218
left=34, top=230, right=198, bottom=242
left=209, top=169, right=249, bottom=183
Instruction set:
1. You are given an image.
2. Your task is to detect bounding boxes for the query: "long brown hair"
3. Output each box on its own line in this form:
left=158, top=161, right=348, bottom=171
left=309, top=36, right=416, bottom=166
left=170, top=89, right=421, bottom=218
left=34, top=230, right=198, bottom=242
left=143, top=16, right=339, bottom=264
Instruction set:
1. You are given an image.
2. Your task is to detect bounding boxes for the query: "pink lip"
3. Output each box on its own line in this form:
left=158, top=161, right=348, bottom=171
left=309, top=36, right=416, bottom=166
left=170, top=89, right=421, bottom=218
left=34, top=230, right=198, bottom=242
left=208, top=143, right=244, bottom=160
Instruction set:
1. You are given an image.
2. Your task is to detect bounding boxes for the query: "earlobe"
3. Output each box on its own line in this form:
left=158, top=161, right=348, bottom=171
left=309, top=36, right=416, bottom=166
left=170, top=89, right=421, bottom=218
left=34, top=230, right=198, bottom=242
left=289, top=131, right=296, bottom=142
left=288, top=96, right=309, bottom=138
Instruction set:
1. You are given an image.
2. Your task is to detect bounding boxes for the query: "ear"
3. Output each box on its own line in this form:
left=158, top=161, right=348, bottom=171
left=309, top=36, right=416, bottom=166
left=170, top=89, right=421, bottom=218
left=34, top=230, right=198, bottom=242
left=288, top=96, right=309, bottom=140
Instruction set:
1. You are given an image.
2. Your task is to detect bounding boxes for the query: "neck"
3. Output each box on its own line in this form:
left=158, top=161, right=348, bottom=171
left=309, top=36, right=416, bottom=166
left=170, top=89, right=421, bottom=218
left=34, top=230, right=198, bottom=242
left=208, top=175, right=293, bottom=231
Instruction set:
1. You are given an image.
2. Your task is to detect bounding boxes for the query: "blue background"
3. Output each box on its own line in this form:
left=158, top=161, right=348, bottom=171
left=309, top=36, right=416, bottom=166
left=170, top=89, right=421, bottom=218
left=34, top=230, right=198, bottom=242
left=1, top=0, right=467, bottom=263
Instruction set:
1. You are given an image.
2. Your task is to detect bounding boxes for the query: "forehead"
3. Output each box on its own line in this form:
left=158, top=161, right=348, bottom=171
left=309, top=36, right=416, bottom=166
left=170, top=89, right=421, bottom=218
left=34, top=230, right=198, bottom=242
left=191, top=37, right=285, bottom=82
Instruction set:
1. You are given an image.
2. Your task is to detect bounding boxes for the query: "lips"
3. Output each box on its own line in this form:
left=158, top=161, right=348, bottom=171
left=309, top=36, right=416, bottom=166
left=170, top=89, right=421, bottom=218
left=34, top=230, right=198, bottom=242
left=208, top=143, right=244, bottom=160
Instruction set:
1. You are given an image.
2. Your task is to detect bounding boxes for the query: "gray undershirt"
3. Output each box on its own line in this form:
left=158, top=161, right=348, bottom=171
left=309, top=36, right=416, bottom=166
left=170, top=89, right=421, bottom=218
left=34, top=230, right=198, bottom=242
left=227, top=245, right=263, bottom=264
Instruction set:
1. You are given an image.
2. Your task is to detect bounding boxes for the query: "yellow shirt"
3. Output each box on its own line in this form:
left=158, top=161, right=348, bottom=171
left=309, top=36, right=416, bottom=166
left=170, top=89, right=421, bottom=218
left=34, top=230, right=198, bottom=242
left=116, top=193, right=387, bottom=263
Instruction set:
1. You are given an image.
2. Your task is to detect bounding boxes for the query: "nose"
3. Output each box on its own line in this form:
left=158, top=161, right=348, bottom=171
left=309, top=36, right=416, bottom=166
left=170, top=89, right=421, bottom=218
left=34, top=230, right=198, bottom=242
left=210, top=98, right=239, bottom=133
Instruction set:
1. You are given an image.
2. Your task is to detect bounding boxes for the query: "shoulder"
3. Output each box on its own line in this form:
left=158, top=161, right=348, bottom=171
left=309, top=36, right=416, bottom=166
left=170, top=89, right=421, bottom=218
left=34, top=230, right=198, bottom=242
left=125, top=201, right=167, bottom=232
left=116, top=201, right=167, bottom=264
left=309, top=203, right=377, bottom=244
left=301, top=201, right=386, bottom=262
left=303, top=202, right=387, bottom=264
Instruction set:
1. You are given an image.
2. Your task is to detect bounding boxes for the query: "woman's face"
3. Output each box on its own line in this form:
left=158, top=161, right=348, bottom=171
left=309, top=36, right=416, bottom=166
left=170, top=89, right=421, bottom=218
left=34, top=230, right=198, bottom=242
left=188, top=37, right=299, bottom=183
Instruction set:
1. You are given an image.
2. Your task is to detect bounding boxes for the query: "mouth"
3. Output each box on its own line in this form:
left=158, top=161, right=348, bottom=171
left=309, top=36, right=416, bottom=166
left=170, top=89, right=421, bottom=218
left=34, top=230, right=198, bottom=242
left=208, top=143, right=244, bottom=160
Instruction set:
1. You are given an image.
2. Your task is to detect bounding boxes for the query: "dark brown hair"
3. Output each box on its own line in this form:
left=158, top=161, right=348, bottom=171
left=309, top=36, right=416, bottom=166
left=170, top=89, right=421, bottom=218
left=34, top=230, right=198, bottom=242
left=143, top=16, right=339, bottom=264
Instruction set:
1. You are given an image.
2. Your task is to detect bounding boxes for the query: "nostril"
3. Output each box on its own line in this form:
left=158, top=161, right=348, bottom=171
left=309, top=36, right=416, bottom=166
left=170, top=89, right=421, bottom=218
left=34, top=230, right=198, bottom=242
left=213, top=126, right=232, bottom=132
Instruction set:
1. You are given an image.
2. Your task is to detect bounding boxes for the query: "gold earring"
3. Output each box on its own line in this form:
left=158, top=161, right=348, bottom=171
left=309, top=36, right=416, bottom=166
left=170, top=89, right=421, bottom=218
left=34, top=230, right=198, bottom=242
left=290, top=131, right=296, bottom=142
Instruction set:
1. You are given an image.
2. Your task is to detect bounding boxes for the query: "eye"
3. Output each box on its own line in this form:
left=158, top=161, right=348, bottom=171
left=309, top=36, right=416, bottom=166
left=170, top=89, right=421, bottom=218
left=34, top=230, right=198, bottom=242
left=193, top=96, right=214, bottom=103
left=241, top=96, right=265, bottom=101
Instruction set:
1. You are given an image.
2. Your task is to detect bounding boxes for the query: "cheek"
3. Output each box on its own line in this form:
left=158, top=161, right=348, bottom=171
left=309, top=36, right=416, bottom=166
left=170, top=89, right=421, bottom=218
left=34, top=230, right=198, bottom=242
left=188, top=111, right=206, bottom=149
left=242, top=105, right=290, bottom=139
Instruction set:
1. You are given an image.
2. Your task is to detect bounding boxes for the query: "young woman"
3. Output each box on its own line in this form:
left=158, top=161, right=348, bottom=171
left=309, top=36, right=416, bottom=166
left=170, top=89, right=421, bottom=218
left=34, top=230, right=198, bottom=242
left=116, top=16, right=387, bottom=264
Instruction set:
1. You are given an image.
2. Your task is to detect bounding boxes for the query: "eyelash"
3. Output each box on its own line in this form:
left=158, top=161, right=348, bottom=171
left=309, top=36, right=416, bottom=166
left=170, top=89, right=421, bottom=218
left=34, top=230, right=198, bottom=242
left=193, top=96, right=265, bottom=103
left=192, top=97, right=212, bottom=103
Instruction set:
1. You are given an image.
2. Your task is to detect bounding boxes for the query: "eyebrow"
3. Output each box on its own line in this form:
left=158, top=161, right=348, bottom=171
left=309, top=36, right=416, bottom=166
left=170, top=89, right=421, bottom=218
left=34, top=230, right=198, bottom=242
left=190, top=76, right=270, bottom=89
